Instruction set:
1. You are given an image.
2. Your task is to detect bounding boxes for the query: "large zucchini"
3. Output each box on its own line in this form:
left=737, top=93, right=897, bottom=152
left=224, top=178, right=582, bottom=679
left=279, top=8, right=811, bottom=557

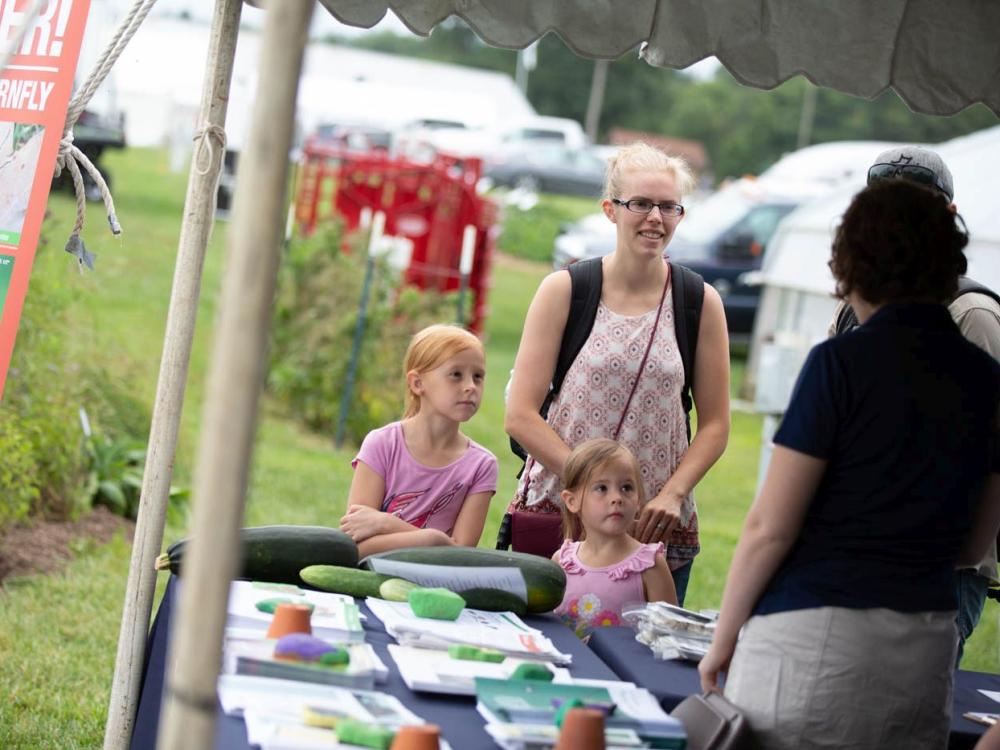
left=361, top=547, right=565, bottom=614
left=156, top=525, right=358, bottom=585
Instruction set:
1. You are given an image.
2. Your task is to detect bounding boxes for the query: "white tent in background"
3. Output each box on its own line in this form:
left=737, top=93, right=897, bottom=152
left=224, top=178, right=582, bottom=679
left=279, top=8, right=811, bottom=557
left=746, top=125, right=1000, bottom=476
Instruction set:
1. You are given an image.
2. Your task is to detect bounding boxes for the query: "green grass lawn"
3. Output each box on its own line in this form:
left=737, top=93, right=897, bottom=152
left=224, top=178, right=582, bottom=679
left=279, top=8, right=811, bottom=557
left=0, top=148, right=996, bottom=748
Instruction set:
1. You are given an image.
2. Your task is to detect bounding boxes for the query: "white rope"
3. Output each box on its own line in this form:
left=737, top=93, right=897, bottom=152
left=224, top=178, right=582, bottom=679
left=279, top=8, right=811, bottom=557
left=193, top=124, right=228, bottom=177
left=57, top=0, right=159, bottom=269
left=0, top=0, right=45, bottom=75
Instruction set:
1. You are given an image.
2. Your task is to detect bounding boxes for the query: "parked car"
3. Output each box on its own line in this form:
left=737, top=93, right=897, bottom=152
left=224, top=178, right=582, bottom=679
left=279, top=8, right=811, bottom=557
left=485, top=144, right=606, bottom=197
left=552, top=178, right=801, bottom=340
left=500, top=115, right=589, bottom=150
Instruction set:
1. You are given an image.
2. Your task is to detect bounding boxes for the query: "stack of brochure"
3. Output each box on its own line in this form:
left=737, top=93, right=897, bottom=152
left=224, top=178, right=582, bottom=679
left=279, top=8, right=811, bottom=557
left=475, top=677, right=686, bottom=749
left=218, top=675, right=451, bottom=750
left=221, top=580, right=388, bottom=690
left=224, top=638, right=385, bottom=690
left=366, top=598, right=572, bottom=665
left=227, top=580, right=365, bottom=643
left=387, top=645, right=573, bottom=696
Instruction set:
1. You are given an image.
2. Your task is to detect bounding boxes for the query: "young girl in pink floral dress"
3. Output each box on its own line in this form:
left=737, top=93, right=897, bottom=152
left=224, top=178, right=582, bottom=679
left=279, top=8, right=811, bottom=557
left=553, top=439, right=677, bottom=638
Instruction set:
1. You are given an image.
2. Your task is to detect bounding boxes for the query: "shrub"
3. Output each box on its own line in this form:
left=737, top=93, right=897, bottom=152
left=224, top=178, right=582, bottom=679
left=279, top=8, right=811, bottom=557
left=0, top=242, right=156, bottom=532
left=0, top=416, right=41, bottom=530
left=495, top=192, right=598, bottom=263
left=270, top=221, right=457, bottom=444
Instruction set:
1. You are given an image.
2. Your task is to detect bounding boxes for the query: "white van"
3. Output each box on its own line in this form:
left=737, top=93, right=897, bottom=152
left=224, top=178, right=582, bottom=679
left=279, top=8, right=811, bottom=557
left=500, top=116, right=589, bottom=150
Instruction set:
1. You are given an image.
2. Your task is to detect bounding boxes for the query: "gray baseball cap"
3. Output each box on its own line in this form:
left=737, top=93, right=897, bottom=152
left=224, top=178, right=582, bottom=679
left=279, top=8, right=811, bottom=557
left=868, top=145, right=954, bottom=202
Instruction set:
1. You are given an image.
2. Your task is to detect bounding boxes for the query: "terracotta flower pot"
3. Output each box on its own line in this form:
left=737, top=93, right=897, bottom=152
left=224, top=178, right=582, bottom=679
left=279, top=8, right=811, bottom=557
left=265, top=602, right=312, bottom=639
left=555, top=708, right=606, bottom=750
left=389, top=723, right=441, bottom=750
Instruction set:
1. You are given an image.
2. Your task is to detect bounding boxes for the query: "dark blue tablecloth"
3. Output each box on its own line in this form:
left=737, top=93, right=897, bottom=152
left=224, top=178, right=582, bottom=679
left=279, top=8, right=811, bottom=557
left=588, top=626, right=1000, bottom=750
left=131, top=576, right=618, bottom=749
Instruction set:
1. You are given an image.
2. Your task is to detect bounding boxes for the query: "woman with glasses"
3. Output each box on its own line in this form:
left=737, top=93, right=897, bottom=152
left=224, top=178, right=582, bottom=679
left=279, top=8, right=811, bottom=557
left=700, top=180, right=1000, bottom=748
left=503, top=142, right=731, bottom=606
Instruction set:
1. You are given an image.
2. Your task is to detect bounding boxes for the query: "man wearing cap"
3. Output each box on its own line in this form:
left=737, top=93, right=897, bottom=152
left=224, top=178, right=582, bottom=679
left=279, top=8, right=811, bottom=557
left=829, top=145, right=1000, bottom=665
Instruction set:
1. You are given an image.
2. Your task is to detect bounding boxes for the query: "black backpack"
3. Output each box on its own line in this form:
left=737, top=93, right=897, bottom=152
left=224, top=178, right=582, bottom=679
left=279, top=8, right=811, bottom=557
left=509, top=257, right=705, bottom=465
left=833, top=277, right=1000, bottom=334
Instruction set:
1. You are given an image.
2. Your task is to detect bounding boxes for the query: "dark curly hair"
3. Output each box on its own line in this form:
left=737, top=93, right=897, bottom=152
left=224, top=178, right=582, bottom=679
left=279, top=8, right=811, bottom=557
left=829, top=180, right=968, bottom=305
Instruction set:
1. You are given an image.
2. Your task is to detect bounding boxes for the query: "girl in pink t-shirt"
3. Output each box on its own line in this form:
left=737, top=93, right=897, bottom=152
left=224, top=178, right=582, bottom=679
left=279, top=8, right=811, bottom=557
left=340, top=325, right=498, bottom=557
left=554, top=439, right=677, bottom=638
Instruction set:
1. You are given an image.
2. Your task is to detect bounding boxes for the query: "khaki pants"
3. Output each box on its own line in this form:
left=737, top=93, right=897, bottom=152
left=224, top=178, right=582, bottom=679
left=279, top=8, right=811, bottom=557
left=724, top=607, right=957, bottom=750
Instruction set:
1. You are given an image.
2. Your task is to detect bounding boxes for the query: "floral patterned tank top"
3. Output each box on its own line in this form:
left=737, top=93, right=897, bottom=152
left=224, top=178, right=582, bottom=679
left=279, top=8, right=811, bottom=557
left=555, top=540, right=665, bottom=638
left=511, top=281, right=700, bottom=568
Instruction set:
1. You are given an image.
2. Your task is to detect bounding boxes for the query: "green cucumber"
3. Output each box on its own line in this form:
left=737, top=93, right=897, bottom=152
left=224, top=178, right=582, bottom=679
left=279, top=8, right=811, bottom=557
left=300, top=565, right=390, bottom=598
left=361, top=546, right=566, bottom=614
left=378, top=578, right=421, bottom=602
left=156, top=525, right=358, bottom=586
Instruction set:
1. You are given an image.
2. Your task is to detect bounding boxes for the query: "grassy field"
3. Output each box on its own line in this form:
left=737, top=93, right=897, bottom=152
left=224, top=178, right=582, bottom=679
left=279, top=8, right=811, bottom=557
left=0, top=148, right=996, bottom=748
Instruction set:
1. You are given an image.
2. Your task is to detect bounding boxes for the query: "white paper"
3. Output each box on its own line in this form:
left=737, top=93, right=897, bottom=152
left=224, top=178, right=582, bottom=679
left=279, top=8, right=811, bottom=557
left=218, top=674, right=423, bottom=727
left=226, top=580, right=363, bottom=641
left=979, top=689, right=1000, bottom=704
left=366, top=559, right=528, bottom=603
left=365, top=598, right=571, bottom=665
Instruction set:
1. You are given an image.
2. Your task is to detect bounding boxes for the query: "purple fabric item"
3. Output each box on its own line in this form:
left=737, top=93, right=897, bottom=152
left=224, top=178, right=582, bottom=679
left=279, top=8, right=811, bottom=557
left=273, top=633, right=335, bottom=662
left=353, top=421, right=498, bottom=533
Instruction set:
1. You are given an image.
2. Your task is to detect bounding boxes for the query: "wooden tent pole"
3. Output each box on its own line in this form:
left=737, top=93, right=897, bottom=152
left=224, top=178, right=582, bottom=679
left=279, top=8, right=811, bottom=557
left=156, top=3, right=315, bottom=748
left=102, top=1, right=243, bottom=748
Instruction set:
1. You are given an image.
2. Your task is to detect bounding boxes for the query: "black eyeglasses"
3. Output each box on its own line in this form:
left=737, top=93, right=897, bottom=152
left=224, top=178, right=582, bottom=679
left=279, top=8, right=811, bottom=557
left=867, top=163, right=952, bottom=200
left=612, top=198, right=685, bottom=217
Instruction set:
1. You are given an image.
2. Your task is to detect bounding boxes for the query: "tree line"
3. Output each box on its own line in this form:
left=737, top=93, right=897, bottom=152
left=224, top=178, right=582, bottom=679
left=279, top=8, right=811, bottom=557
left=328, top=20, right=997, bottom=183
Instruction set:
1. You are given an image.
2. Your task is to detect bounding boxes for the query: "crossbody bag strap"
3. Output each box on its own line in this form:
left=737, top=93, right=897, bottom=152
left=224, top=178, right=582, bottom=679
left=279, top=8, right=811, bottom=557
left=613, top=265, right=671, bottom=440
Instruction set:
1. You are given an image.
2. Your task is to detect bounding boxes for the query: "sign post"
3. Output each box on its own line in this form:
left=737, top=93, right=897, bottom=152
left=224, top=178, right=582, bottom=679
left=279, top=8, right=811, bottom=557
left=0, top=0, right=92, bottom=399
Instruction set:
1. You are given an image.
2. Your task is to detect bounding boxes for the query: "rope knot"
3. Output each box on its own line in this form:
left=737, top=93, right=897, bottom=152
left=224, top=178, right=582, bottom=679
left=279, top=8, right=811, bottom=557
left=192, top=124, right=228, bottom=176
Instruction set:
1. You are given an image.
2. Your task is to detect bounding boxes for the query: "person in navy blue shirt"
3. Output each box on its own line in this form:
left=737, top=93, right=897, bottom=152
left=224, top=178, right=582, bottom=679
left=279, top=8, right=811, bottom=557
left=700, top=180, right=1000, bottom=750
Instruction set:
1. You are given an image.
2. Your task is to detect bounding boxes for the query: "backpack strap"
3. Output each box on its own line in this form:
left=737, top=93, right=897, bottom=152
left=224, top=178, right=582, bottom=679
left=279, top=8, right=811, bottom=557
left=834, top=277, right=1000, bottom=337
left=548, top=257, right=604, bottom=405
left=509, top=257, right=603, bottom=465
left=669, top=262, right=704, bottom=442
left=834, top=302, right=860, bottom=335
left=956, top=277, right=1000, bottom=307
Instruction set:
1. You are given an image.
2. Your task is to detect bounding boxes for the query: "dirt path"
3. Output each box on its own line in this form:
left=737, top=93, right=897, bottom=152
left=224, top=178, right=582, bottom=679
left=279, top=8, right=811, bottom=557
left=0, top=506, right=134, bottom=584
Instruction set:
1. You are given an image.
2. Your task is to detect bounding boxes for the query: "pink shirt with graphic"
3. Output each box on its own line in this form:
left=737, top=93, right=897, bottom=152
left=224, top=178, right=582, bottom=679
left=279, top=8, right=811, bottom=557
left=352, top=422, right=498, bottom=534
left=554, top=540, right=665, bottom=638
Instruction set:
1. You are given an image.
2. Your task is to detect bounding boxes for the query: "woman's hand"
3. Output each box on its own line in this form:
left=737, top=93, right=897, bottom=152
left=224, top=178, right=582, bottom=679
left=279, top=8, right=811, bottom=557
left=698, top=640, right=735, bottom=694
left=338, top=505, right=387, bottom=543
left=635, top=490, right=684, bottom=543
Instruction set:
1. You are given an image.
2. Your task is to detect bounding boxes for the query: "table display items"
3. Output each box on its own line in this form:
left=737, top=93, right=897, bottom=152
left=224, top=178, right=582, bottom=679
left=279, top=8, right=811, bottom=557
left=365, top=597, right=573, bottom=664
left=622, top=602, right=718, bottom=662
left=266, top=603, right=313, bottom=639
left=228, top=580, right=364, bottom=642
left=387, top=645, right=574, bottom=696
left=217, top=674, right=452, bottom=750
left=555, top=707, right=607, bottom=750
left=474, top=677, right=686, bottom=749
left=390, top=724, right=442, bottom=750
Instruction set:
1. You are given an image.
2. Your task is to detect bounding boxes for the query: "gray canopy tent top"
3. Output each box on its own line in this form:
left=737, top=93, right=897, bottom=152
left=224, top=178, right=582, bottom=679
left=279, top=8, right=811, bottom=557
left=96, top=2, right=1000, bottom=749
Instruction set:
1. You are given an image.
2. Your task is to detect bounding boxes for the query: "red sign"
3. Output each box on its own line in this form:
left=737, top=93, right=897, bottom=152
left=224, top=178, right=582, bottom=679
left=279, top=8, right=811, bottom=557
left=0, top=0, right=92, bottom=398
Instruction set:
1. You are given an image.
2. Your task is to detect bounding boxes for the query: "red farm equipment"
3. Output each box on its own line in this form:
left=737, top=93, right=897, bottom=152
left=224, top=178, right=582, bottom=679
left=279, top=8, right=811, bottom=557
left=294, top=141, right=498, bottom=334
